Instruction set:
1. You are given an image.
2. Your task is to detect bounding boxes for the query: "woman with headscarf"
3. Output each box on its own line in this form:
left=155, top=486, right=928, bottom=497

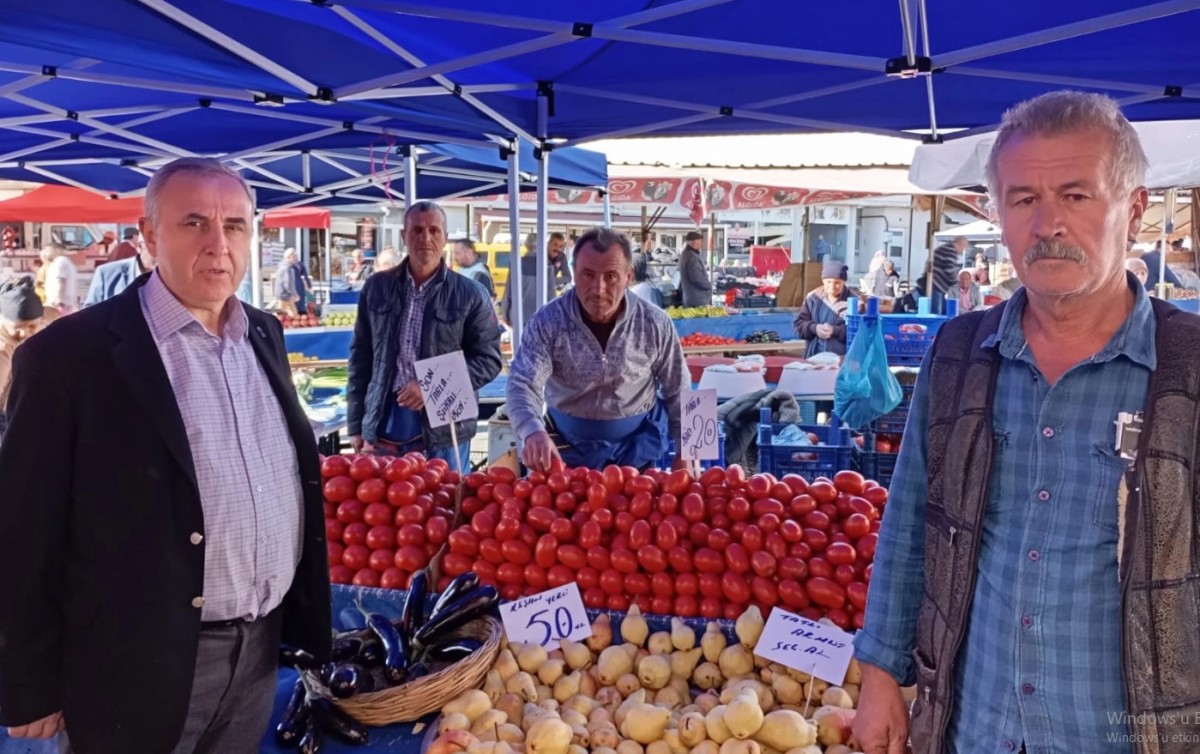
left=882, top=259, right=902, bottom=298
left=862, top=250, right=889, bottom=298
left=629, top=251, right=664, bottom=307
left=956, top=268, right=983, bottom=313
left=0, top=277, right=51, bottom=442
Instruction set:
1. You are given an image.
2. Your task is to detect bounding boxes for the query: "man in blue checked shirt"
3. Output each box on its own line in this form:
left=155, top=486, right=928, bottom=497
left=854, top=91, right=1200, bottom=754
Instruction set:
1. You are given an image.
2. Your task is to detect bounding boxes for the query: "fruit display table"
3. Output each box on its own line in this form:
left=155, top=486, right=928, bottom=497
left=286, top=326, right=354, bottom=360
left=671, top=311, right=797, bottom=341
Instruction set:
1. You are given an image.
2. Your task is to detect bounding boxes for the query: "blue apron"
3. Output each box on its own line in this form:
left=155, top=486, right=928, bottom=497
left=548, top=400, right=669, bottom=470
left=378, top=399, right=471, bottom=471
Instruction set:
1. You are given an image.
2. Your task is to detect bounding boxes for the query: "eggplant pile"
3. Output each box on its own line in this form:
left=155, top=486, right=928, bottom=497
left=276, top=571, right=500, bottom=751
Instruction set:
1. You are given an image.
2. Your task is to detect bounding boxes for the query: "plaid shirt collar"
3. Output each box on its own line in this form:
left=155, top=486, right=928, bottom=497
left=142, top=270, right=248, bottom=342
left=403, top=259, right=447, bottom=294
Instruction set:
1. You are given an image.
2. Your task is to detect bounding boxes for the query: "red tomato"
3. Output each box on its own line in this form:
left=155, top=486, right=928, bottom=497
left=779, top=557, right=808, bottom=582
left=583, top=588, right=608, bottom=609
left=512, top=479, right=533, bottom=500
left=342, top=544, right=371, bottom=570
left=637, top=545, right=668, bottom=573
left=721, top=572, right=751, bottom=604
left=789, top=494, right=817, bottom=518
left=694, top=548, right=724, bottom=574
left=355, top=477, right=387, bottom=505
left=649, top=595, right=672, bottom=615
left=610, top=549, right=638, bottom=574
left=425, top=517, right=449, bottom=546
left=806, top=576, right=847, bottom=609
left=834, top=470, right=866, bottom=496
left=442, top=552, right=472, bottom=577
left=558, top=544, right=587, bottom=570
left=753, top=498, right=785, bottom=518
left=524, top=564, right=549, bottom=590
left=607, top=594, right=631, bottom=612
left=555, top=492, right=578, bottom=514
left=547, top=472, right=569, bottom=494
left=724, top=543, right=751, bottom=573
left=629, top=520, right=652, bottom=550
left=342, top=522, right=369, bottom=547
left=745, top=474, right=771, bottom=501
left=327, top=541, right=345, bottom=565
left=681, top=493, right=706, bottom=523
left=751, top=575, right=779, bottom=605
left=497, top=562, right=524, bottom=585
left=348, top=456, right=381, bottom=482
left=857, top=532, right=879, bottom=561
left=471, top=511, right=497, bottom=538
left=614, top=512, right=635, bottom=535
left=547, top=518, right=575, bottom=544
left=676, top=573, right=699, bottom=597
left=478, top=538, right=505, bottom=565
left=778, top=579, right=809, bottom=609
left=826, top=541, right=858, bottom=566
left=757, top=513, right=781, bottom=534
left=725, top=465, right=747, bottom=490
left=368, top=548, right=394, bottom=572
left=447, top=529, right=479, bottom=557
left=650, top=522, right=676, bottom=551
left=834, top=564, right=857, bottom=586
left=699, top=467, right=726, bottom=487
left=529, top=485, right=553, bottom=510
left=360, top=502, right=390, bottom=528
left=818, top=502, right=839, bottom=521
left=624, top=572, right=651, bottom=596
left=460, top=496, right=483, bottom=517
left=486, top=466, right=515, bottom=485
left=699, top=597, right=723, bottom=619
left=600, top=568, right=624, bottom=595
left=598, top=465, right=621, bottom=495
left=650, top=571, right=675, bottom=597
left=472, top=560, right=498, bottom=585
left=591, top=509, right=614, bottom=532
left=750, top=551, right=777, bottom=578
left=524, top=507, right=555, bottom=533
left=584, top=546, right=609, bottom=571
left=352, top=568, right=380, bottom=587
left=662, top=469, right=691, bottom=496
left=393, top=544, right=427, bottom=572
left=863, top=485, right=888, bottom=507
left=501, top=539, right=533, bottom=565
left=725, top=496, right=750, bottom=523
left=846, top=581, right=869, bottom=611
left=366, top=525, right=396, bottom=550
left=547, top=564, right=573, bottom=587
left=707, top=528, right=733, bottom=551
left=791, top=541, right=813, bottom=561
left=803, top=510, right=831, bottom=531
left=325, top=518, right=345, bottom=543
left=321, top=456, right=352, bottom=479
left=667, top=546, right=692, bottom=573
left=577, top=520, right=602, bottom=550
left=336, top=500, right=365, bottom=524
left=843, top=513, right=872, bottom=540
left=531, top=534, right=556, bottom=569
left=574, top=566, right=599, bottom=590
left=808, top=556, right=833, bottom=580
left=808, top=480, right=838, bottom=506
left=380, top=567, right=408, bottom=589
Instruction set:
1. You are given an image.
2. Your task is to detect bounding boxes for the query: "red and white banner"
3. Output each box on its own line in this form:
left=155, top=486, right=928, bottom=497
left=474, top=177, right=872, bottom=220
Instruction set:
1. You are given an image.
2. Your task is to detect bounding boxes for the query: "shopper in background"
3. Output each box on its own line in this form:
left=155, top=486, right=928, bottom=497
left=882, top=259, right=902, bottom=298
left=347, top=200, right=501, bottom=469
left=83, top=229, right=156, bottom=306
left=374, top=246, right=397, bottom=272
left=0, top=277, right=46, bottom=442
left=1138, top=240, right=1183, bottom=292
left=453, top=238, right=495, bottom=299
left=500, top=232, right=571, bottom=330
left=345, top=248, right=373, bottom=284
left=793, top=259, right=850, bottom=358
left=971, top=251, right=991, bottom=285
left=678, top=230, right=712, bottom=307
left=854, top=91, right=1200, bottom=754
left=929, top=235, right=965, bottom=314
left=955, top=268, right=983, bottom=313
left=42, top=245, right=78, bottom=313
left=108, top=227, right=141, bottom=262
left=862, top=250, right=889, bottom=297
left=273, top=248, right=301, bottom=316
left=629, top=251, right=664, bottom=307
left=1124, top=256, right=1149, bottom=287
left=0, top=157, right=331, bottom=753
left=507, top=227, right=687, bottom=472
left=290, top=247, right=311, bottom=314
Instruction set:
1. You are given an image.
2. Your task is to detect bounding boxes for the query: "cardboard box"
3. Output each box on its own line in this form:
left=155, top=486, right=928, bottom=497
left=776, top=262, right=823, bottom=307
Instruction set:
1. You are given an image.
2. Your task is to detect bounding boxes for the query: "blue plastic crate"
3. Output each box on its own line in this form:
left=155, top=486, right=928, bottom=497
left=756, top=407, right=852, bottom=479
left=866, top=381, right=917, bottom=435
left=853, top=444, right=898, bottom=489
left=660, top=428, right=726, bottom=470
left=846, top=309, right=949, bottom=366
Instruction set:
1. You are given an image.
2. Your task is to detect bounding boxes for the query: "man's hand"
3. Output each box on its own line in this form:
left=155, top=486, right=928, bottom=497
left=396, top=381, right=425, bottom=411
left=8, top=711, right=64, bottom=739
left=815, top=323, right=834, bottom=340
left=522, top=431, right=562, bottom=473
left=349, top=435, right=375, bottom=453
left=853, top=664, right=911, bottom=754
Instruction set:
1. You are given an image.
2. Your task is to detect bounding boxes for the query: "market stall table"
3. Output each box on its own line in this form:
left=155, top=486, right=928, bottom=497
left=285, top=326, right=355, bottom=360
left=671, top=310, right=797, bottom=341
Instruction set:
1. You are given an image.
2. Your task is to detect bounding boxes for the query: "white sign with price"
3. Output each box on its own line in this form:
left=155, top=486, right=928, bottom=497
left=414, top=351, right=478, bottom=428
left=501, top=583, right=593, bottom=648
left=679, top=389, right=719, bottom=460
left=752, top=607, right=855, bottom=686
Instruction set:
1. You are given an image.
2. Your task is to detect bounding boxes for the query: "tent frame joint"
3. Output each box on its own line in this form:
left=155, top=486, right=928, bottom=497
left=311, top=86, right=336, bottom=104
left=41, top=65, right=57, bottom=78
left=572, top=22, right=593, bottom=37
left=885, top=55, right=932, bottom=78
left=253, top=93, right=285, bottom=107
left=1164, top=84, right=1183, bottom=97
left=719, top=105, right=734, bottom=117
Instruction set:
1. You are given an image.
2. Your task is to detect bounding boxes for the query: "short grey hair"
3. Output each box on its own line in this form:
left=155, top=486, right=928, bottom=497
left=403, top=200, right=447, bottom=228
left=144, top=157, right=253, bottom=225
left=986, top=91, right=1147, bottom=199
left=572, top=226, right=632, bottom=263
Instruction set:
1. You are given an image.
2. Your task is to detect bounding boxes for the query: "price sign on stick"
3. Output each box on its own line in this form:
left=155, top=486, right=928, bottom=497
left=679, top=389, right=719, bottom=460
left=414, top=351, right=478, bottom=428
left=752, top=607, right=855, bottom=687
left=501, top=583, right=593, bottom=648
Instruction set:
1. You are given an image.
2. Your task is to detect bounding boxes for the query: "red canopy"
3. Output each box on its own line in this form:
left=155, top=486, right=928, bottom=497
left=0, top=185, right=144, bottom=223
left=261, top=207, right=330, bottom=229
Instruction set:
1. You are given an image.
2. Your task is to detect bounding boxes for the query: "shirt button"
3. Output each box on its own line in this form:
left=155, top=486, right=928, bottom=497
left=191, top=596, right=204, bottom=608
left=1037, top=490, right=1050, bottom=502
left=1004, top=741, right=1016, bottom=752
left=256, top=484, right=263, bottom=493
left=1028, top=550, right=1040, bottom=561
left=1042, top=426, right=1055, bottom=438
left=1021, top=615, right=1033, bottom=628
left=189, top=532, right=204, bottom=545
left=1022, top=683, right=1035, bottom=695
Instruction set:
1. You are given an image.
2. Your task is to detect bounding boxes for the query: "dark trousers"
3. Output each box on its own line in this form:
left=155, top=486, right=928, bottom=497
left=58, top=610, right=283, bottom=754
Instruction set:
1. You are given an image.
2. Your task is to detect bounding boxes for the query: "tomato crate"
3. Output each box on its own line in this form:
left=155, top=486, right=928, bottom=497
left=846, top=311, right=949, bottom=367
left=853, top=445, right=899, bottom=489
left=756, top=407, right=852, bottom=479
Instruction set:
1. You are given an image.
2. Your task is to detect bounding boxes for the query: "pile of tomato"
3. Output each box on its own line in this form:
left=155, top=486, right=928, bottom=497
left=680, top=333, right=742, bottom=347
left=441, top=464, right=884, bottom=631
left=320, top=453, right=461, bottom=590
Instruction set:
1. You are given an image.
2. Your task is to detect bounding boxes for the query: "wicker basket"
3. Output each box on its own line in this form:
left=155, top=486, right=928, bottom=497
left=304, top=616, right=503, bottom=727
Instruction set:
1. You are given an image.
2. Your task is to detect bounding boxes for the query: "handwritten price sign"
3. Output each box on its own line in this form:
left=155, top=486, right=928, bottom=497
left=753, top=608, right=854, bottom=686
left=501, top=583, right=593, bottom=648
left=679, top=389, right=719, bottom=460
left=414, top=351, right=478, bottom=428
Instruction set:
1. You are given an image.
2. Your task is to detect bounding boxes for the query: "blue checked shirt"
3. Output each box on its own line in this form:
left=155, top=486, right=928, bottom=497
left=393, top=264, right=445, bottom=391
left=854, top=282, right=1155, bottom=754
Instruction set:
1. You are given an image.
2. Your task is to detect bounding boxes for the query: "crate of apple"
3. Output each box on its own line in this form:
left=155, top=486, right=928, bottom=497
left=320, top=452, right=461, bottom=590
left=441, top=464, right=885, bottom=631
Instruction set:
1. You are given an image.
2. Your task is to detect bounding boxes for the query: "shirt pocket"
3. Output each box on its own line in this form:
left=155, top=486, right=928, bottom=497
left=1088, top=442, right=1129, bottom=533
left=429, top=305, right=466, bottom=351
left=985, top=431, right=1018, bottom=516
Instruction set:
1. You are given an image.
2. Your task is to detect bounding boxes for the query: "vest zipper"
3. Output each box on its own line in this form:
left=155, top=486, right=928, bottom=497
left=948, top=526, right=957, bottom=547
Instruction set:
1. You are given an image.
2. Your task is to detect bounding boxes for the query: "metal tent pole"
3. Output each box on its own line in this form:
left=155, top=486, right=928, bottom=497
left=535, top=91, right=550, bottom=310
left=251, top=207, right=263, bottom=308
left=602, top=189, right=612, bottom=226
left=404, top=146, right=418, bottom=207
left=507, top=144, right=524, bottom=348
left=324, top=227, right=332, bottom=292
left=1158, top=188, right=1177, bottom=297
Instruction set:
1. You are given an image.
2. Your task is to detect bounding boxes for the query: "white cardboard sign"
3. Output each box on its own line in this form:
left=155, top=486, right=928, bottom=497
left=679, top=389, right=720, bottom=460
left=415, top=351, right=478, bottom=428
left=753, top=607, right=855, bottom=687
left=500, top=583, right=593, bottom=648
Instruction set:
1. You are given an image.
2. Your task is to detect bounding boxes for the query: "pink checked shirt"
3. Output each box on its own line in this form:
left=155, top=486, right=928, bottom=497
left=140, top=272, right=303, bottom=622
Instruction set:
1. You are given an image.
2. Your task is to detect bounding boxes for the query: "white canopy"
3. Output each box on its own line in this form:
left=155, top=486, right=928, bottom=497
left=909, top=120, right=1200, bottom=192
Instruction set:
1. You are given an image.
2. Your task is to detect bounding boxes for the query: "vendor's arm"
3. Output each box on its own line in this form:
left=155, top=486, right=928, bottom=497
left=505, top=314, right=554, bottom=443
left=655, top=323, right=689, bottom=446
left=462, top=285, right=502, bottom=390
left=0, top=342, right=72, bottom=726
left=852, top=351, right=931, bottom=686
left=345, top=278, right=375, bottom=441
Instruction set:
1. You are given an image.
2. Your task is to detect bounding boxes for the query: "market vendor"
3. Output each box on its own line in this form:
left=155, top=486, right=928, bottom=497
left=793, top=259, right=851, bottom=357
left=347, top=200, right=502, bottom=468
left=0, top=276, right=47, bottom=441
left=506, top=227, right=688, bottom=471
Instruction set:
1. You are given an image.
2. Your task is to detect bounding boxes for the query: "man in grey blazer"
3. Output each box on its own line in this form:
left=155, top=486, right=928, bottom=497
left=83, top=232, right=155, bottom=306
